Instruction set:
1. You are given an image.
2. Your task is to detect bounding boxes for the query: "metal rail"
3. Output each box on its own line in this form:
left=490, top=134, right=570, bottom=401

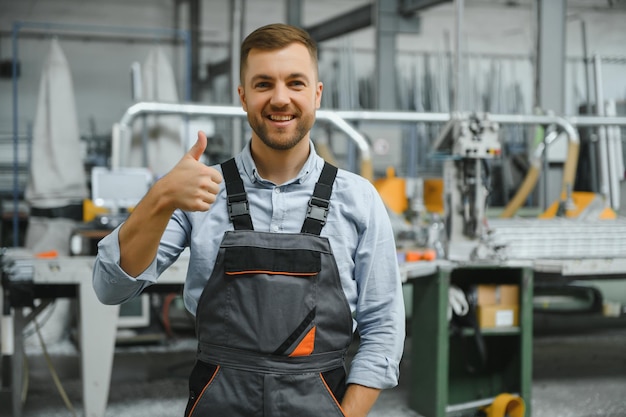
left=112, top=102, right=372, bottom=178
left=332, top=109, right=626, bottom=131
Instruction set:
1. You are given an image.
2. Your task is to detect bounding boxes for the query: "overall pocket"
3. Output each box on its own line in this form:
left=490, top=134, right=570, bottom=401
left=185, top=361, right=219, bottom=417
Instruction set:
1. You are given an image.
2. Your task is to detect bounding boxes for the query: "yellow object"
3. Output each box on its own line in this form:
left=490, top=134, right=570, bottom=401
left=360, top=159, right=374, bottom=183
left=316, top=142, right=339, bottom=166
left=423, top=178, right=444, bottom=214
left=539, top=191, right=617, bottom=219
left=500, top=165, right=540, bottom=218
left=481, top=393, right=525, bottom=417
left=82, top=198, right=109, bottom=222
left=374, top=167, right=408, bottom=214
left=501, top=129, right=580, bottom=219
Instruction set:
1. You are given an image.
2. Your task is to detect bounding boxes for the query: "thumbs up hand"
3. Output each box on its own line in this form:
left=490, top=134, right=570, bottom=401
left=156, top=130, right=224, bottom=212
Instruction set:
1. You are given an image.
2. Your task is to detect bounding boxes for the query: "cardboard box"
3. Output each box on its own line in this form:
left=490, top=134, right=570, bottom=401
left=474, top=284, right=519, bottom=306
left=477, top=304, right=519, bottom=328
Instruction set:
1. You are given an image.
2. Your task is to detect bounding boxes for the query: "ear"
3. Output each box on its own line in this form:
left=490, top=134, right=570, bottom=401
left=315, top=81, right=323, bottom=109
left=238, top=85, right=248, bottom=111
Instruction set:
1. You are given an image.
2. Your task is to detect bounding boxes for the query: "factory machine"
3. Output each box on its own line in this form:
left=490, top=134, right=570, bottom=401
left=431, top=112, right=503, bottom=260
left=405, top=110, right=626, bottom=325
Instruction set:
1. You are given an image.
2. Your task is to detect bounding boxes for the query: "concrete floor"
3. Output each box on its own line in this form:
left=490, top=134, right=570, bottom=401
left=2, top=323, right=626, bottom=417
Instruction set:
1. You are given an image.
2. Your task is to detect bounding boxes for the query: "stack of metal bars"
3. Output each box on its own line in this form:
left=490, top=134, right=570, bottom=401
left=486, top=217, right=626, bottom=260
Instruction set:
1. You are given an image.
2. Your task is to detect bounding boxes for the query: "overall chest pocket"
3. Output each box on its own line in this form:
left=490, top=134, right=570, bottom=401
left=224, top=246, right=321, bottom=277
left=222, top=246, right=321, bottom=354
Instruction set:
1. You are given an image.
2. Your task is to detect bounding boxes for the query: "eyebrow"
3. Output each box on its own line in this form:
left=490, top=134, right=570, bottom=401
left=250, top=72, right=310, bottom=84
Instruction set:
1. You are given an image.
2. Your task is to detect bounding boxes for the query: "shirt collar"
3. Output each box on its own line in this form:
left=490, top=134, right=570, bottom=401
left=238, top=139, right=323, bottom=186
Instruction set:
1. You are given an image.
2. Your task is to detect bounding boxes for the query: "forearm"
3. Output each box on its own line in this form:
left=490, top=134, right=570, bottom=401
left=119, top=182, right=175, bottom=277
left=341, top=384, right=381, bottom=417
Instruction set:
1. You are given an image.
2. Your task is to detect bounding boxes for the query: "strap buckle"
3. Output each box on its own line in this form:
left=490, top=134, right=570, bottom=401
left=306, top=197, right=330, bottom=224
left=227, top=193, right=249, bottom=217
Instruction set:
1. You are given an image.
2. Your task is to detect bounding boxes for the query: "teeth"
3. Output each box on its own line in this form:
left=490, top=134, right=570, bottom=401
left=270, top=115, right=293, bottom=121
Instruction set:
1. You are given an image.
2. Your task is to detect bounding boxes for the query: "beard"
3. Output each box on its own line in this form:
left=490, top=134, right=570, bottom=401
left=248, top=109, right=315, bottom=151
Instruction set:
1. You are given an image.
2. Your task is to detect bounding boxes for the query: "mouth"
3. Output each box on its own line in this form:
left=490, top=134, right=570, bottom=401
left=267, top=114, right=295, bottom=122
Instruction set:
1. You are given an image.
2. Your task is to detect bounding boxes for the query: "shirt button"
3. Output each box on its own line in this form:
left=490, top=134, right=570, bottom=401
left=274, top=188, right=281, bottom=194
left=273, top=225, right=280, bottom=232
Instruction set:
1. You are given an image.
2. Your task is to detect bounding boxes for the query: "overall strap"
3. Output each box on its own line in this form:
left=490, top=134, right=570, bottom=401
left=301, top=162, right=338, bottom=236
left=221, top=158, right=254, bottom=231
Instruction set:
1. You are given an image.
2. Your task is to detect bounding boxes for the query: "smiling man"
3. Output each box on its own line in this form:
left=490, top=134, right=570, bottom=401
left=93, top=23, right=405, bottom=417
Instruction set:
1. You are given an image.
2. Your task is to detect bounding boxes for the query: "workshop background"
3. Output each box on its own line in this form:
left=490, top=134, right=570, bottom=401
left=1, top=1, right=626, bottom=417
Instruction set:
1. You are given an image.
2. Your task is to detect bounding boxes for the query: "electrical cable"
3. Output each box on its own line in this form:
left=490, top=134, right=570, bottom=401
left=22, top=300, right=57, bottom=340
left=21, top=352, right=29, bottom=406
left=34, top=319, right=77, bottom=417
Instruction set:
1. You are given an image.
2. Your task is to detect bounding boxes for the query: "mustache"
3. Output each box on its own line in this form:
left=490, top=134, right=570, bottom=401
left=263, top=105, right=301, bottom=117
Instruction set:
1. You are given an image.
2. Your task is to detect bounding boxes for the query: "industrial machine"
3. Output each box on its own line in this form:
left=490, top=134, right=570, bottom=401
left=431, top=112, right=501, bottom=260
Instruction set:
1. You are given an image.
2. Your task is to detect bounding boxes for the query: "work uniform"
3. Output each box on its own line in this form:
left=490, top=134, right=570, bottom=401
left=185, top=158, right=353, bottom=417
left=93, top=142, right=405, bottom=401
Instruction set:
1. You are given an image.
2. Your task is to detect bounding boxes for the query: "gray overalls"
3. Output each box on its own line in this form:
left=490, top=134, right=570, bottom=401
left=185, top=158, right=354, bottom=417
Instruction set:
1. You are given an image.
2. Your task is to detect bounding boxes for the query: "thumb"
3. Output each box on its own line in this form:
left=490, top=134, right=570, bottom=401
left=188, top=131, right=208, bottom=161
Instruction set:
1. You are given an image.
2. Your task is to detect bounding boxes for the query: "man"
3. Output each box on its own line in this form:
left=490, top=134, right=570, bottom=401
left=93, top=23, right=405, bottom=417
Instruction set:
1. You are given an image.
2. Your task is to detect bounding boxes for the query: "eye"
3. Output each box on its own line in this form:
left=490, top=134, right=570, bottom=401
left=254, top=81, right=270, bottom=89
left=290, top=80, right=306, bottom=88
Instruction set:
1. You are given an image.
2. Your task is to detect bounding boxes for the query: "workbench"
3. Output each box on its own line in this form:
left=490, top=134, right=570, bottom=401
left=1, top=250, right=189, bottom=417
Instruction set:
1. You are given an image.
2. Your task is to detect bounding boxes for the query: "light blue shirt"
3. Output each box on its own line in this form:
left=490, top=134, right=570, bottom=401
left=93, top=141, right=405, bottom=389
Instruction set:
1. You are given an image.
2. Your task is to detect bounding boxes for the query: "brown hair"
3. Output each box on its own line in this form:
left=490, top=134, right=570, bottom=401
left=239, top=23, right=319, bottom=84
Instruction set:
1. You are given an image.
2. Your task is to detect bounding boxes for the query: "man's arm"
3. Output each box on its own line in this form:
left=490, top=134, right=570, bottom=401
left=341, top=181, right=405, bottom=413
left=341, top=384, right=381, bottom=417
left=118, top=131, right=222, bottom=277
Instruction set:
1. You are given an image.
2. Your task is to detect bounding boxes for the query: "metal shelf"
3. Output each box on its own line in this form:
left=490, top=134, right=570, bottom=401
left=407, top=264, right=533, bottom=417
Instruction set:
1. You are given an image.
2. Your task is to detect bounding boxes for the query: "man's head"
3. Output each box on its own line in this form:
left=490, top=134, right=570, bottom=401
left=237, top=23, right=323, bottom=153
left=240, top=23, right=319, bottom=85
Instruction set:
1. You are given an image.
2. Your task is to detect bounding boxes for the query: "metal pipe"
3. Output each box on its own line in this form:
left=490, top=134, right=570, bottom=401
left=498, top=129, right=560, bottom=219
left=189, top=0, right=200, bottom=102
left=580, top=19, right=598, bottom=192
left=114, top=102, right=372, bottom=177
left=453, top=0, right=464, bottom=113
left=566, top=115, right=626, bottom=126
left=230, top=0, right=245, bottom=155
left=333, top=110, right=451, bottom=123
left=11, top=22, right=20, bottom=248
left=332, top=109, right=626, bottom=129
left=541, top=124, right=550, bottom=210
left=593, top=55, right=612, bottom=206
left=119, top=102, right=246, bottom=127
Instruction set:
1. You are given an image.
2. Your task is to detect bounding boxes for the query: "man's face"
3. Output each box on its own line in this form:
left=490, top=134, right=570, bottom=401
left=238, top=42, right=323, bottom=151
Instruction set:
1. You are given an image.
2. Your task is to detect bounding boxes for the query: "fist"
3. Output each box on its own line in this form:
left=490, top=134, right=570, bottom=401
left=159, top=131, right=223, bottom=212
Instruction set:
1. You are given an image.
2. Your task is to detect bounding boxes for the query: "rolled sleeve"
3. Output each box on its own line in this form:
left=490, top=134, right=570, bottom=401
left=92, top=226, right=158, bottom=305
left=347, top=352, right=401, bottom=389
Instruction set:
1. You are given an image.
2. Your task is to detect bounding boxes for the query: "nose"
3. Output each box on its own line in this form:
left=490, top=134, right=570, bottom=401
left=270, top=83, right=290, bottom=107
